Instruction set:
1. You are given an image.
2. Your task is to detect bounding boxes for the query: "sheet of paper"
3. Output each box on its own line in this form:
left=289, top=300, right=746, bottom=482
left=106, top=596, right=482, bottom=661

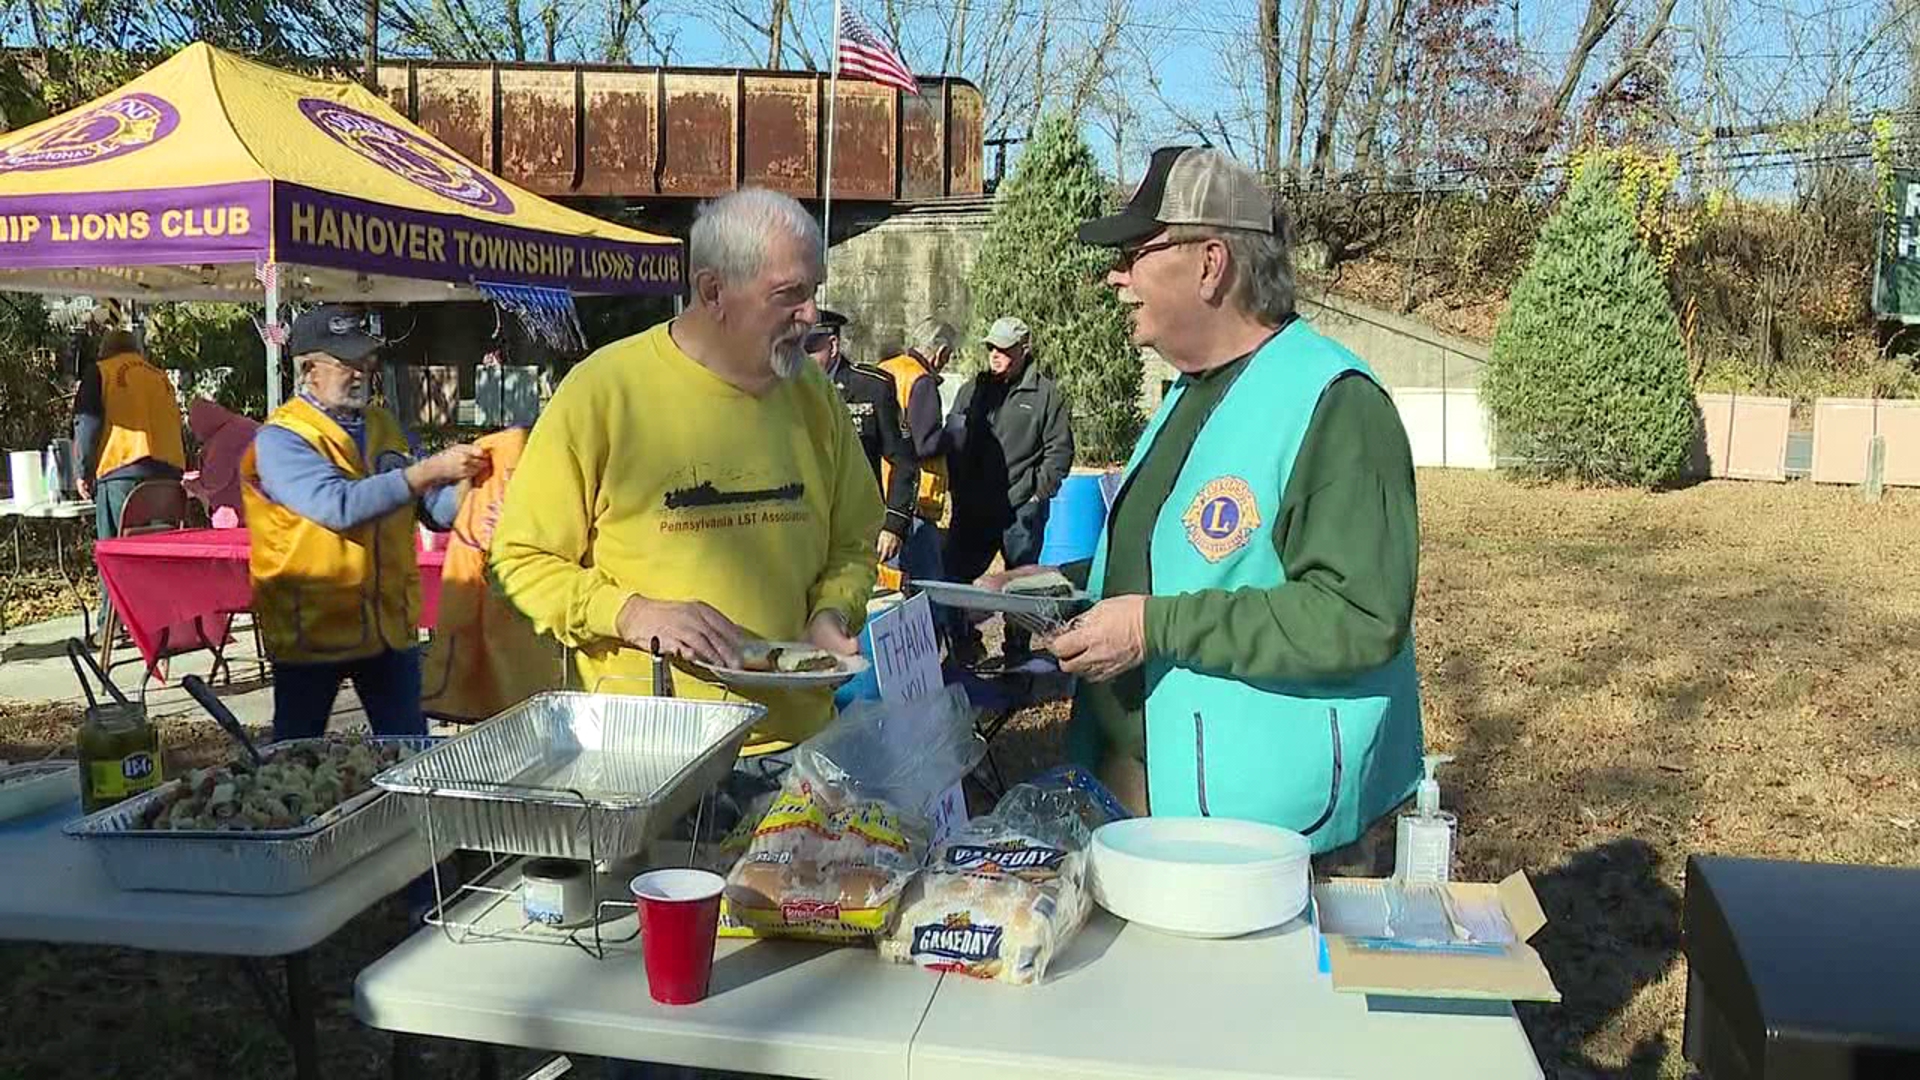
left=868, top=593, right=969, bottom=844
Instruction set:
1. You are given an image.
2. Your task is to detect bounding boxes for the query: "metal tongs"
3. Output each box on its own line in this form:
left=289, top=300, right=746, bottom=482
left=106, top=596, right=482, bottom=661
left=66, top=637, right=140, bottom=718
left=650, top=636, right=675, bottom=698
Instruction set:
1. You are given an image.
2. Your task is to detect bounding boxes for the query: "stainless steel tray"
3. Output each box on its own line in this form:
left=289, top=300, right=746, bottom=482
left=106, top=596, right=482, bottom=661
left=910, top=578, right=1094, bottom=635
left=372, top=692, right=764, bottom=863
left=63, top=736, right=438, bottom=896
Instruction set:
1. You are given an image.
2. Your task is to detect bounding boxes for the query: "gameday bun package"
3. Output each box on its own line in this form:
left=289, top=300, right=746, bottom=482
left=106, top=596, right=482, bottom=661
left=880, top=767, right=1129, bottom=985
left=720, top=685, right=985, bottom=942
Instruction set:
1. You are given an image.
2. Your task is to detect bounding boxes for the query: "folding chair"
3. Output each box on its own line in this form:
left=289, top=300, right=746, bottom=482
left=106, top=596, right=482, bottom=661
left=99, top=479, right=233, bottom=684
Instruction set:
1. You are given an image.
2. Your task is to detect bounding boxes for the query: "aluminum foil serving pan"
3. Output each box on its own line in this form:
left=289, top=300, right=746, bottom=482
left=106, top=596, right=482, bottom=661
left=63, top=736, right=439, bottom=896
left=372, top=693, right=764, bottom=864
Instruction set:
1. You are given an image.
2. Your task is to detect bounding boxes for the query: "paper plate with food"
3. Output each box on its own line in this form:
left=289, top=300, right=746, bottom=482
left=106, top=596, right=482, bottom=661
left=697, top=641, right=870, bottom=689
left=912, top=570, right=1094, bottom=633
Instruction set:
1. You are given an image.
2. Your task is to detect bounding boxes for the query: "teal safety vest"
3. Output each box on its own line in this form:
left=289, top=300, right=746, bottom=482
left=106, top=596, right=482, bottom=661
left=1077, top=319, right=1423, bottom=853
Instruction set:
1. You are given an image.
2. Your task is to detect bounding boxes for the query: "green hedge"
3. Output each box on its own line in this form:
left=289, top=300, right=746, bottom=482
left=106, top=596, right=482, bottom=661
left=1484, top=161, right=1697, bottom=487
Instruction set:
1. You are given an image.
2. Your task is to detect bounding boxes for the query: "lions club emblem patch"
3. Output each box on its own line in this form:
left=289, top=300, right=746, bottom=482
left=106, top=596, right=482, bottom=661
left=1182, top=477, right=1261, bottom=562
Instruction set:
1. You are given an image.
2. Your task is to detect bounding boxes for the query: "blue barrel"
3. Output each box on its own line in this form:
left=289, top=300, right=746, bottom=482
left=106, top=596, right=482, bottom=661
left=1039, top=469, right=1112, bottom=566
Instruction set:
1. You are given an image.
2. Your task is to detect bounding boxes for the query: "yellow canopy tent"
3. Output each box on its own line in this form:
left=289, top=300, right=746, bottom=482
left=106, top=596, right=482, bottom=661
left=0, top=42, right=683, bottom=404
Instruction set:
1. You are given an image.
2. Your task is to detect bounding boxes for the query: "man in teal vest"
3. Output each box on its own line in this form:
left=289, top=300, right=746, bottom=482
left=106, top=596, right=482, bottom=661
left=991, top=146, right=1424, bottom=872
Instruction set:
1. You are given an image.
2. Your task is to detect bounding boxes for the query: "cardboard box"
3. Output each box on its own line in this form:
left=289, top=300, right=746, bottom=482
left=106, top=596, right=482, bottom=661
left=1313, top=872, right=1561, bottom=1003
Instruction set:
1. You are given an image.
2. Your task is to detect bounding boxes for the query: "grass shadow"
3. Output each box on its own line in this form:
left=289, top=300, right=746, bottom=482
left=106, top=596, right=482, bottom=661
left=1517, top=838, right=1684, bottom=1079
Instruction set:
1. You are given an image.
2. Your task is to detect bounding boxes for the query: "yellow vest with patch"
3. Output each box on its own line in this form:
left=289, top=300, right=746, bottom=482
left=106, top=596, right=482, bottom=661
left=878, top=353, right=948, bottom=521
left=94, top=352, right=186, bottom=478
left=241, top=398, right=420, bottom=664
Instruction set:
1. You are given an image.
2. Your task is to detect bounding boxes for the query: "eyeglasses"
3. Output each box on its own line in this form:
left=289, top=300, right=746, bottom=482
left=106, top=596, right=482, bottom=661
left=803, top=331, right=837, bottom=349
left=1112, top=237, right=1204, bottom=273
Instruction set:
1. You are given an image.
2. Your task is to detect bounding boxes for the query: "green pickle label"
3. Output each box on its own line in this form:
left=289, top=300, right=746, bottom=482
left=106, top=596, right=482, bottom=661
left=90, top=751, right=161, bottom=801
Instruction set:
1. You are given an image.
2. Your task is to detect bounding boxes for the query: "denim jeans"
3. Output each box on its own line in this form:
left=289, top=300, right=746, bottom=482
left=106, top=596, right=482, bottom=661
left=91, top=475, right=143, bottom=632
left=943, top=498, right=1051, bottom=583
left=886, top=516, right=946, bottom=585
left=270, top=646, right=426, bottom=741
left=889, top=517, right=965, bottom=642
left=945, top=499, right=1052, bottom=653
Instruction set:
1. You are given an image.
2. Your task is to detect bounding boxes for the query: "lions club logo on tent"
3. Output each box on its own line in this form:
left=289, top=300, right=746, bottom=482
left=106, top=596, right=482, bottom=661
left=1182, top=476, right=1261, bottom=562
left=0, top=93, right=180, bottom=174
left=299, top=99, right=515, bottom=215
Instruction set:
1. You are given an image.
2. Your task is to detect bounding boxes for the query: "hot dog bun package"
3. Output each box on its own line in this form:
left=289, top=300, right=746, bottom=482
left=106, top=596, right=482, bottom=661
left=879, top=766, right=1130, bottom=984
left=721, top=684, right=986, bottom=941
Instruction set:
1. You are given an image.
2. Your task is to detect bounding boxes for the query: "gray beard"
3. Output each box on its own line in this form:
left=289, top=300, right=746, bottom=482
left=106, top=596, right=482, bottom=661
left=770, top=341, right=806, bottom=380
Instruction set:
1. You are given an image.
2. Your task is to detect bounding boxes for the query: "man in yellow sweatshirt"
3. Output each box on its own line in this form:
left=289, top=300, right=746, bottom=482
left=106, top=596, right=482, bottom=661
left=490, top=188, right=884, bottom=755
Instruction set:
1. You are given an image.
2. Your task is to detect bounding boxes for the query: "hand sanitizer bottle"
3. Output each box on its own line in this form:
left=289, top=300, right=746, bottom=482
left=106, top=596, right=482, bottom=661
left=1395, top=754, right=1456, bottom=884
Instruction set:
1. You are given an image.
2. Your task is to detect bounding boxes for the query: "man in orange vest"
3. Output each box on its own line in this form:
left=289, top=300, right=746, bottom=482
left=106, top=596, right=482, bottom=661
left=877, top=317, right=957, bottom=591
left=241, top=305, right=485, bottom=740
left=75, top=329, right=187, bottom=636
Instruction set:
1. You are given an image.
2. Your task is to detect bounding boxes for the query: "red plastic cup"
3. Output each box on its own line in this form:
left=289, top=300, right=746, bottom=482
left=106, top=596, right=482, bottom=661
left=630, top=869, right=726, bottom=1005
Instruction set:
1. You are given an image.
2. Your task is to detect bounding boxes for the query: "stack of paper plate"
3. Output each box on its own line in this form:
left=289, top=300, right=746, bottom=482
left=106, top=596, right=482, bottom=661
left=1090, top=817, right=1312, bottom=938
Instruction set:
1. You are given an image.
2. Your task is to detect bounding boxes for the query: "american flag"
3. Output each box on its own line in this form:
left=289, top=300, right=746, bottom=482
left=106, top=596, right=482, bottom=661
left=837, top=8, right=919, bottom=95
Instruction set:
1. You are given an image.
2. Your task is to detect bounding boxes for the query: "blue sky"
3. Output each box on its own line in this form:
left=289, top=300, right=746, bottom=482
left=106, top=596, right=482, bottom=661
left=610, top=0, right=1908, bottom=193
left=6, top=0, right=1905, bottom=193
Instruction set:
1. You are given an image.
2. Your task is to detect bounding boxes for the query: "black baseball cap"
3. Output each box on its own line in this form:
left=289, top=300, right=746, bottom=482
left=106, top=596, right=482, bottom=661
left=288, top=304, right=382, bottom=364
left=805, top=309, right=848, bottom=345
left=1078, top=145, right=1278, bottom=248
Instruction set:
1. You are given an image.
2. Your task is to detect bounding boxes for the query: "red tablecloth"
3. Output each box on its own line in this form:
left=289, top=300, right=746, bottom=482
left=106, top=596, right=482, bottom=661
left=93, top=528, right=446, bottom=677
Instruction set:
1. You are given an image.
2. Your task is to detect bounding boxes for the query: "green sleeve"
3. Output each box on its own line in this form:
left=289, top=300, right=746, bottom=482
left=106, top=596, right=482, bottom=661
left=1142, top=375, right=1418, bottom=682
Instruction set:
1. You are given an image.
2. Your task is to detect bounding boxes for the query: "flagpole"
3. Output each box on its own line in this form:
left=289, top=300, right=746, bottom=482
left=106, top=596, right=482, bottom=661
left=822, top=0, right=843, bottom=306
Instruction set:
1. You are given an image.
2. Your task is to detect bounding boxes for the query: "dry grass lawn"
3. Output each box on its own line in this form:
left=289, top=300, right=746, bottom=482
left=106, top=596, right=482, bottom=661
left=3, top=468, right=1918, bottom=1079
left=1411, top=469, right=1920, bottom=1077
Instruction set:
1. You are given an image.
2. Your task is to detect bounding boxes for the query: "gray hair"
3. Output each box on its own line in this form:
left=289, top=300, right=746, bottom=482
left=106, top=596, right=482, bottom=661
left=908, top=317, right=957, bottom=357
left=689, top=188, right=823, bottom=285
left=1168, top=220, right=1296, bottom=323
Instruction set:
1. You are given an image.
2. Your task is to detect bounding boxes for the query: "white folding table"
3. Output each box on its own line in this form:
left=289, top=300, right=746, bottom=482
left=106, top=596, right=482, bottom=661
left=355, top=860, right=1546, bottom=1079
left=910, top=912, right=1545, bottom=1080
left=0, top=797, right=432, bottom=1080
left=356, top=867, right=944, bottom=1080
left=3, top=497, right=97, bottom=638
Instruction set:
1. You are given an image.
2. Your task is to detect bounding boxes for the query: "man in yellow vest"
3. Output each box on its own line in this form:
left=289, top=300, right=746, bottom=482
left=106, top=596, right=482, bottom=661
left=241, top=305, right=485, bottom=740
left=75, top=330, right=186, bottom=636
left=877, top=317, right=957, bottom=592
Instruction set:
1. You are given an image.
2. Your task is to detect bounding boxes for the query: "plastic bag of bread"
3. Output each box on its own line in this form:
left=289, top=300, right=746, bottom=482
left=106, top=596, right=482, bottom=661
left=879, top=769, right=1128, bottom=984
left=723, top=772, right=929, bottom=940
left=720, top=686, right=983, bottom=941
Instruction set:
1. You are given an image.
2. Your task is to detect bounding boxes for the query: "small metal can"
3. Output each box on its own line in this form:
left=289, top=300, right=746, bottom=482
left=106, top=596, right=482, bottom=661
left=522, top=858, right=594, bottom=927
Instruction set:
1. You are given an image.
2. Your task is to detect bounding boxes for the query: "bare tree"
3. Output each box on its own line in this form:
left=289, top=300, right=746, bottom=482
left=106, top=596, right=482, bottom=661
left=1581, top=0, right=1678, bottom=129
left=1348, top=0, right=1410, bottom=178
left=1259, top=0, right=1282, bottom=175
left=1310, top=0, right=1372, bottom=177
left=1287, top=0, right=1320, bottom=175
left=1065, top=0, right=1127, bottom=123
left=766, top=0, right=786, bottom=66
left=942, top=0, right=969, bottom=76
left=1518, top=0, right=1624, bottom=155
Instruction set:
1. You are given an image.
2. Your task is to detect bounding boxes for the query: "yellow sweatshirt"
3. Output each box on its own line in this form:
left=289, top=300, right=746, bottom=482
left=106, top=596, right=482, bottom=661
left=490, top=321, right=884, bottom=753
